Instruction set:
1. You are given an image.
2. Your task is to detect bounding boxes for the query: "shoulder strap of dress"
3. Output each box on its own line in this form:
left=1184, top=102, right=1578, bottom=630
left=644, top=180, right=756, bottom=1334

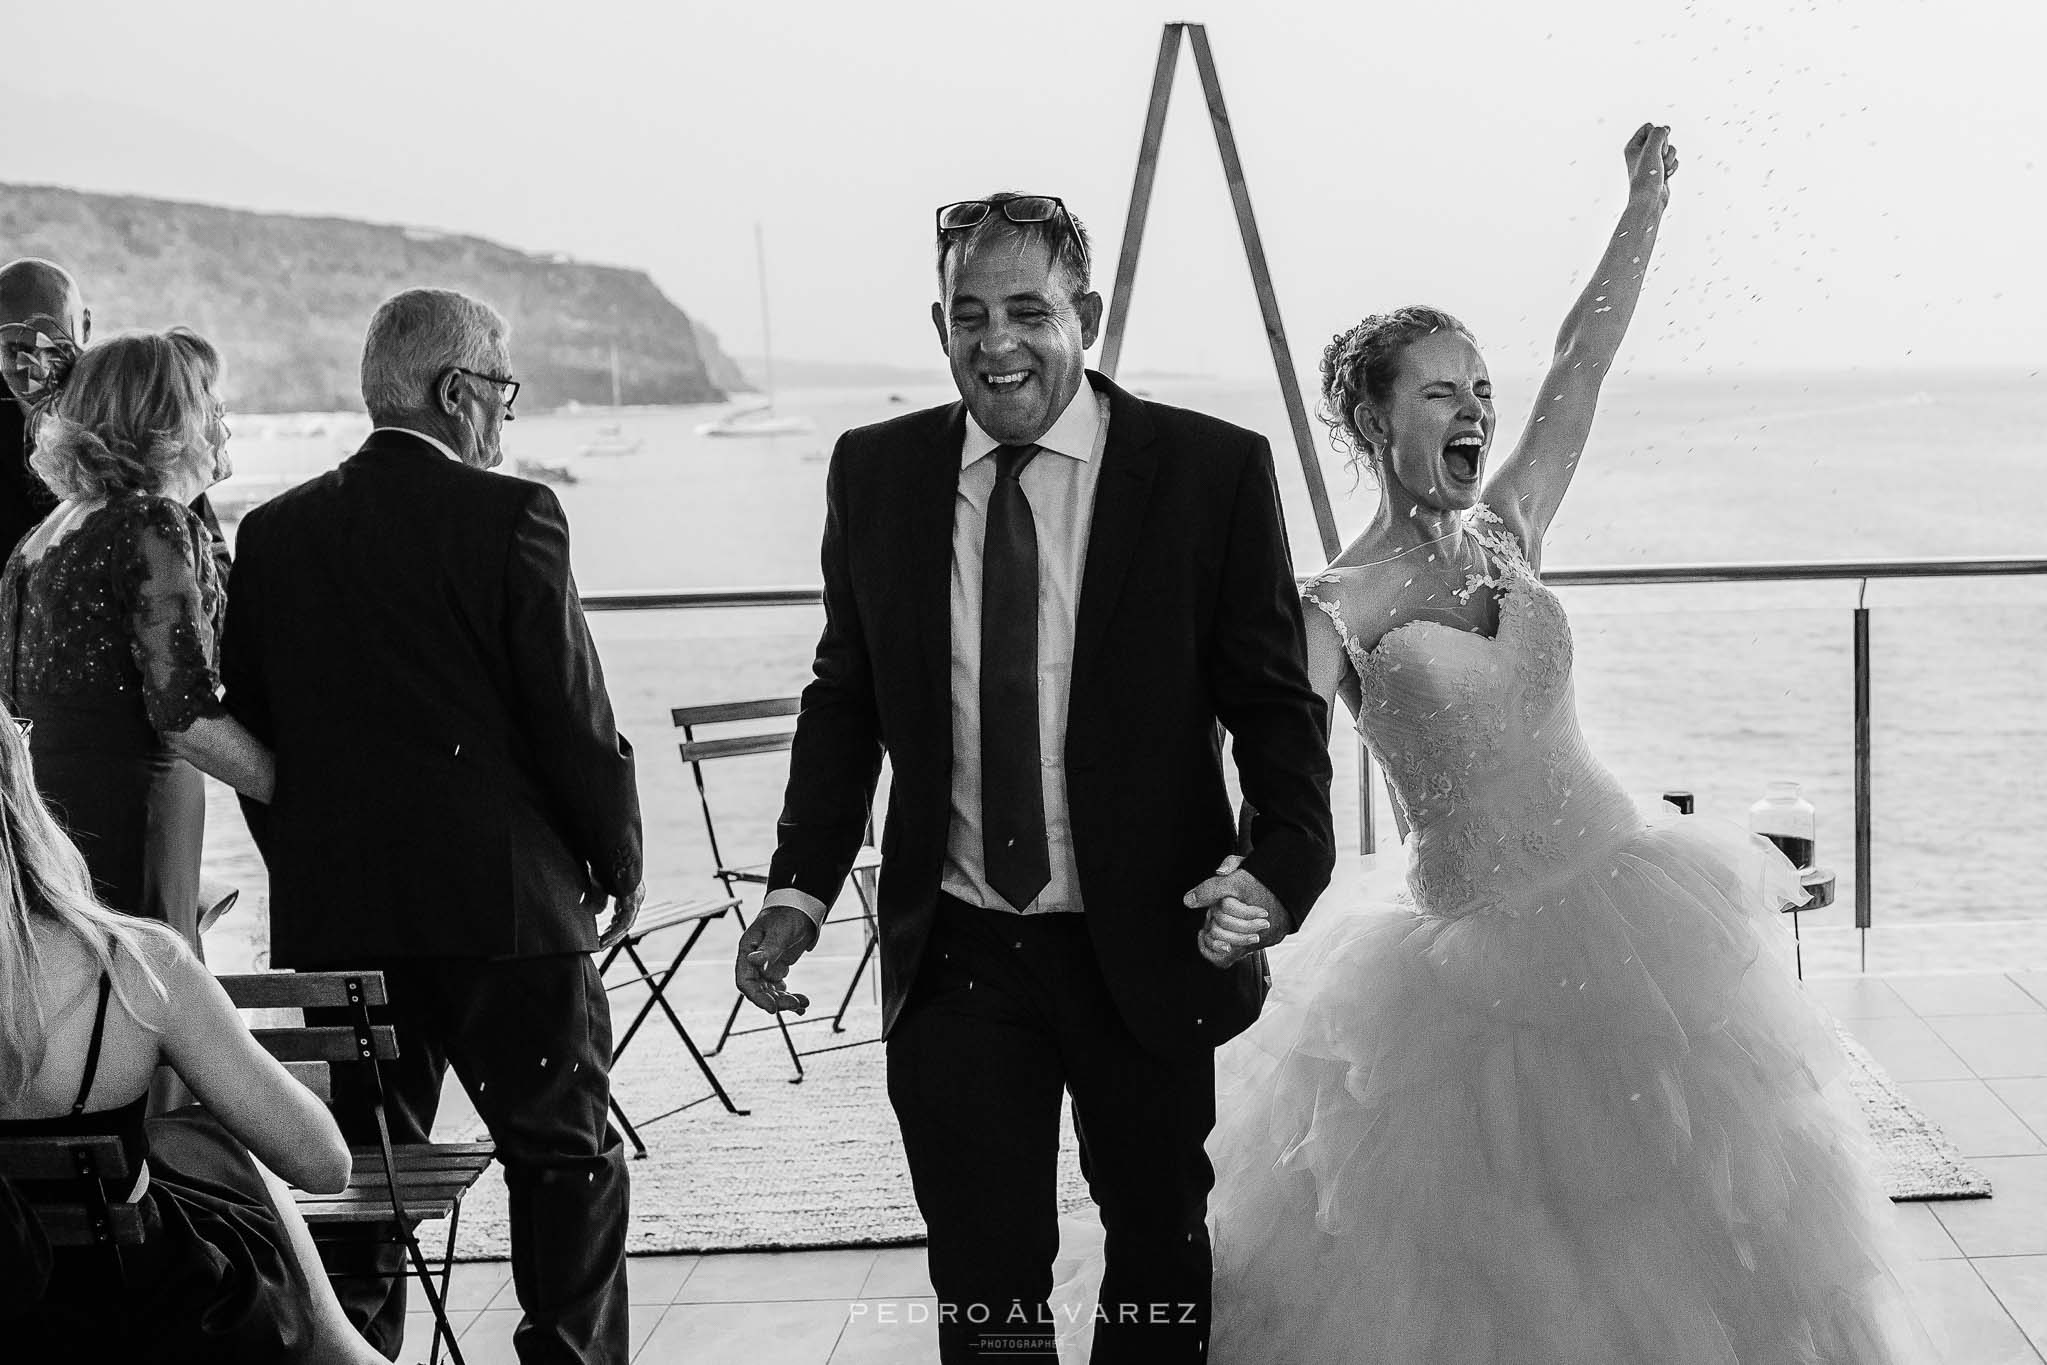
left=1467, top=503, right=1535, bottom=579
left=70, top=972, right=113, bottom=1116
left=1301, top=572, right=1355, bottom=651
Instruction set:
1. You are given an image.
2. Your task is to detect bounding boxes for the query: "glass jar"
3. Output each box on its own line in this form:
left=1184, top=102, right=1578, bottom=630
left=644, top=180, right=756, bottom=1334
left=1748, top=781, right=1817, bottom=871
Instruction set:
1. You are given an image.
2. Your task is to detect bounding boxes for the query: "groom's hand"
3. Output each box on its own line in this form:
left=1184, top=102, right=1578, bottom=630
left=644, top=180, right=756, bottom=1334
left=735, top=905, right=817, bottom=1015
left=1186, top=856, right=1293, bottom=969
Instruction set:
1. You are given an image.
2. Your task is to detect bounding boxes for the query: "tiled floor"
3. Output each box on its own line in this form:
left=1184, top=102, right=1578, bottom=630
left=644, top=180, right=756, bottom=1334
left=402, top=970, right=2047, bottom=1363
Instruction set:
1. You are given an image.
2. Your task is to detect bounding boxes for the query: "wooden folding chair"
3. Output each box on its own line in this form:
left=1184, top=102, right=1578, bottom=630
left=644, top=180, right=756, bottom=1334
left=673, top=698, right=883, bottom=1081
left=219, top=971, right=494, bottom=1365
left=595, top=893, right=750, bottom=1159
left=0, top=1134, right=146, bottom=1288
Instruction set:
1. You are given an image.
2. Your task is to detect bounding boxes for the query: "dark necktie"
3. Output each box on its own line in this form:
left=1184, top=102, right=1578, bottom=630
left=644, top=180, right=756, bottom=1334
left=981, top=443, right=1051, bottom=912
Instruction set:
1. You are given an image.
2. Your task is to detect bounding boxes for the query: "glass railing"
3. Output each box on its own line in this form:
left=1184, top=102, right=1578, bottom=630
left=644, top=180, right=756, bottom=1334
left=200, top=556, right=2047, bottom=978
left=581, top=553, right=2047, bottom=941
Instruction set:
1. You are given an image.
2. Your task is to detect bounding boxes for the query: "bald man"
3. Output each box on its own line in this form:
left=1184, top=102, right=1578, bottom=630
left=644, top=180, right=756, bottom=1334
left=0, top=258, right=88, bottom=555
left=0, top=256, right=228, bottom=569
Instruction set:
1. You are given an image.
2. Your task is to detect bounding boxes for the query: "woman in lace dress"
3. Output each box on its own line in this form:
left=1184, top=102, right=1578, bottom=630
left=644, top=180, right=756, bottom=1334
left=1154, top=124, right=1930, bottom=1362
left=0, top=329, right=272, bottom=951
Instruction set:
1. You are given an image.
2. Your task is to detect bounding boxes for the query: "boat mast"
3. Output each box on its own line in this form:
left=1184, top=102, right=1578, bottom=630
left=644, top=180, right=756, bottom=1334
left=755, top=221, right=775, bottom=412
left=609, top=342, right=621, bottom=410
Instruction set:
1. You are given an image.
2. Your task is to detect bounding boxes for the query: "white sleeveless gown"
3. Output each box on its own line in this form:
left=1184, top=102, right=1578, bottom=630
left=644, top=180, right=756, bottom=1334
left=1058, top=507, right=1930, bottom=1363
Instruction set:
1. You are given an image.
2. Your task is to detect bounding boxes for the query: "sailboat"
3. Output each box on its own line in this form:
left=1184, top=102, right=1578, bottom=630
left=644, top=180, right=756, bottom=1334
left=578, top=344, right=646, bottom=456
left=696, top=224, right=814, bottom=438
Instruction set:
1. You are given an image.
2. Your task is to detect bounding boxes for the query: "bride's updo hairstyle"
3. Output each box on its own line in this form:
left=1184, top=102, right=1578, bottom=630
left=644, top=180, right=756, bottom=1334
left=1319, top=306, right=1475, bottom=480
left=31, top=328, right=222, bottom=503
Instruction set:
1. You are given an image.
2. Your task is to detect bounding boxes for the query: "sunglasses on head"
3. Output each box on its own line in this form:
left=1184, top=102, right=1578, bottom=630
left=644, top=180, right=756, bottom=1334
left=935, top=195, right=1071, bottom=234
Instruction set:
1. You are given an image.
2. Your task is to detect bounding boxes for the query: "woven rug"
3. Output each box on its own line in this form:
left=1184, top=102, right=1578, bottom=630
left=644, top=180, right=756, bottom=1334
left=447, top=1010, right=1988, bottom=1259
left=450, top=1007, right=1089, bottom=1259
left=1837, top=1025, right=1992, bottom=1201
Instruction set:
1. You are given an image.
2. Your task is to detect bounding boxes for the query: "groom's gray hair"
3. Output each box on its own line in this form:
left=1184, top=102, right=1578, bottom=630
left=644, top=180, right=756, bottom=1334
left=935, top=191, right=1094, bottom=302
left=360, top=288, right=509, bottom=424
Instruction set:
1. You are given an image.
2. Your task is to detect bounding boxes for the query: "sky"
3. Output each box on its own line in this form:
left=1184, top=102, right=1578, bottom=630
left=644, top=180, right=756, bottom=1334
left=4, top=0, right=2042, bottom=382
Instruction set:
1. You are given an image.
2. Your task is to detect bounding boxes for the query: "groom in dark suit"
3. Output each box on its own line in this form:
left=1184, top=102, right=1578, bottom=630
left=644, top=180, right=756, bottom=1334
left=223, top=288, right=643, bottom=1363
left=736, top=195, right=1335, bottom=1361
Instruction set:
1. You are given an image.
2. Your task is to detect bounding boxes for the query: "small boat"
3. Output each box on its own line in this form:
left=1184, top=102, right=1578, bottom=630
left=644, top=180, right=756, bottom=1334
left=578, top=421, right=644, bottom=457
left=695, top=404, right=814, bottom=438
left=694, top=222, right=812, bottom=439
left=577, top=348, right=643, bottom=455
left=514, top=457, right=579, bottom=485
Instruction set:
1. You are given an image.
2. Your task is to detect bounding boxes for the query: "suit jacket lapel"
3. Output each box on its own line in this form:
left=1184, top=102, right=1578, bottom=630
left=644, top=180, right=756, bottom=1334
left=1073, top=372, right=1159, bottom=673
left=910, top=403, right=966, bottom=697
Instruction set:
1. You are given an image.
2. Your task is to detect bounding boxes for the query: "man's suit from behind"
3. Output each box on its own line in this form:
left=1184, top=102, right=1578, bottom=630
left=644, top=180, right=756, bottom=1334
left=768, top=372, right=1336, bottom=1361
left=222, top=428, right=642, bottom=1363
left=0, top=395, right=57, bottom=559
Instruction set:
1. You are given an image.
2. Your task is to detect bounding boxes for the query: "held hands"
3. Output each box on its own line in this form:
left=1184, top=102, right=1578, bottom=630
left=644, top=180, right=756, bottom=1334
left=734, top=905, right=815, bottom=1016
left=1624, top=122, right=1680, bottom=210
left=597, top=882, right=646, bottom=951
left=1187, top=854, right=1293, bottom=970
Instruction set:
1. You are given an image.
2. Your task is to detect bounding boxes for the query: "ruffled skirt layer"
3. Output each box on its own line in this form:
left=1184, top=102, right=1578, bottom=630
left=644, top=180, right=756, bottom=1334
left=1200, top=810, right=1928, bottom=1363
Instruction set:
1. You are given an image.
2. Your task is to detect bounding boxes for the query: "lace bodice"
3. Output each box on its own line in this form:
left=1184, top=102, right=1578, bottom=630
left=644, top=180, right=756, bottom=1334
left=0, top=495, right=227, bottom=735
left=1306, top=507, right=1641, bottom=918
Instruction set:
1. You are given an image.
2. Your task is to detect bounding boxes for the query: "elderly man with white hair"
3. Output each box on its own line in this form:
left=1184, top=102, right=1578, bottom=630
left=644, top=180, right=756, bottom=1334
left=222, top=287, right=645, bottom=1363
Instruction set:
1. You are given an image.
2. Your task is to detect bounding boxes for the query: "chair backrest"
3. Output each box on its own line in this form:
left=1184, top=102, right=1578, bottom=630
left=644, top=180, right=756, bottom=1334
left=672, top=698, right=802, bottom=898
left=215, top=971, right=421, bottom=1226
left=0, top=1134, right=146, bottom=1249
left=216, top=972, right=400, bottom=1065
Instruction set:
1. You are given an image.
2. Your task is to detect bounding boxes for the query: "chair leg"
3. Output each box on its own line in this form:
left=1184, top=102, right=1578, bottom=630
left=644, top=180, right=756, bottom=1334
left=609, top=1094, right=650, bottom=1160
left=429, top=1198, right=466, bottom=1365
left=710, top=901, right=759, bottom=1056
left=830, top=931, right=880, bottom=1033
left=775, top=1010, right=805, bottom=1082
left=711, top=990, right=749, bottom=1056
left=636, top=948, right=751, bottom=1117
left=828, top=871, right=882, bottom=1031
left=402, top=1219, right=467, bottom=1365
left=609, top=928, right=705, bottom=1065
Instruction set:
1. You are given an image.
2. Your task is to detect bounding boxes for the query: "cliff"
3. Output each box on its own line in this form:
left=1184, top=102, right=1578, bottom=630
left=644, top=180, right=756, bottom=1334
left=0, top=183, right=736, bottom=412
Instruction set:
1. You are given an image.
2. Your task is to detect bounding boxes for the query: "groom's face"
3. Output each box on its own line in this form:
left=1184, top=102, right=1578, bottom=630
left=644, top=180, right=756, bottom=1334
left=933, top=233, right=1102, bottom=446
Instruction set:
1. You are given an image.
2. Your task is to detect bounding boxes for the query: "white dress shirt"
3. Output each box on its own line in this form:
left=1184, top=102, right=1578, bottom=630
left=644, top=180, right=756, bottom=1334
left=768, top=382, right=1110, bottom=930
left=370, top=425, right=465, bottom=463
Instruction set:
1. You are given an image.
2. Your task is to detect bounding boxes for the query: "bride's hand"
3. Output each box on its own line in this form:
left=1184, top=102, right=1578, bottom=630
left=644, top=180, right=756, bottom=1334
left=1624, top=122, right=1679, bottom=210
left=1188, top=858, right=1293, bottom=968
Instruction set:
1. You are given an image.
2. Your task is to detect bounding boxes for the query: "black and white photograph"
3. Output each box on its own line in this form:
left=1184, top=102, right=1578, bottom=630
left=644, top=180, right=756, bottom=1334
left=1, top=1, right=2042, bottom=1361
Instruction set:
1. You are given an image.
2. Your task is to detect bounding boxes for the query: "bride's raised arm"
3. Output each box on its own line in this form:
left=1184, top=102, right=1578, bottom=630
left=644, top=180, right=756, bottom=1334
left=1486, top=122, right=1678, bottom=563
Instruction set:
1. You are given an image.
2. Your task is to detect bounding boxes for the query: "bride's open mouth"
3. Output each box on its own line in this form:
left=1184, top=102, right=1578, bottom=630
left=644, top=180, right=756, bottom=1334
left=1444, top=435, right=1484, bottom=486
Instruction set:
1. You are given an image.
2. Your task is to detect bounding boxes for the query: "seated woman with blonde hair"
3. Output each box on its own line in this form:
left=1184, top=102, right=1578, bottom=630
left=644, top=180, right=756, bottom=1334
left=0, top=327, right=271, bottom=953
left=0, top=704, right=383, bottom=1361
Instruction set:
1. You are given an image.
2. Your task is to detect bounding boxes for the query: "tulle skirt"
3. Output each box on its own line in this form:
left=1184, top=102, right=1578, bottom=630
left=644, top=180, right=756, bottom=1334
left=1059, top=809, right=1932, bottom=1363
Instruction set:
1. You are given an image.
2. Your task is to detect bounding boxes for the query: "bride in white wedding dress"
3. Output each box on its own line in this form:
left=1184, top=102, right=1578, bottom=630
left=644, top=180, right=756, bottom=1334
left=1057, top=123, right=1931, bottom=1363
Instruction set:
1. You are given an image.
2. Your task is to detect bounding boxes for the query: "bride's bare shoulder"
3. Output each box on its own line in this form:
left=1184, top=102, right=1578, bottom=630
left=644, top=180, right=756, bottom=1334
left=1315, top=535, right=1453, bottom=606
left=1303, top=549, right=1441, bottom=657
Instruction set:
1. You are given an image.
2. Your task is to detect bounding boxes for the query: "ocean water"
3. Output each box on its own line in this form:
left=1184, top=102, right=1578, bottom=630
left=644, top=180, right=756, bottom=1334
left=205, top=369, right=2047, bottom=937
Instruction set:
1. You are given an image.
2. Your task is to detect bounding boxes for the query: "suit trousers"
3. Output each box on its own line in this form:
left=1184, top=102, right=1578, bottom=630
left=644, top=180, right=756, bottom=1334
left=888, top=895, right=1215, bottom=1363
left=308, top=953, right=628, bottom=1364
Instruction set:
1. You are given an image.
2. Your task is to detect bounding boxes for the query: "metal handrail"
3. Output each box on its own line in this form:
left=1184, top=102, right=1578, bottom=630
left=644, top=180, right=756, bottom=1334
left=580, top=554, right=2047, bottom=971
left=1543, top=555, right=2047, bottom=587
left=580, top=555, right=2047, bottom=611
